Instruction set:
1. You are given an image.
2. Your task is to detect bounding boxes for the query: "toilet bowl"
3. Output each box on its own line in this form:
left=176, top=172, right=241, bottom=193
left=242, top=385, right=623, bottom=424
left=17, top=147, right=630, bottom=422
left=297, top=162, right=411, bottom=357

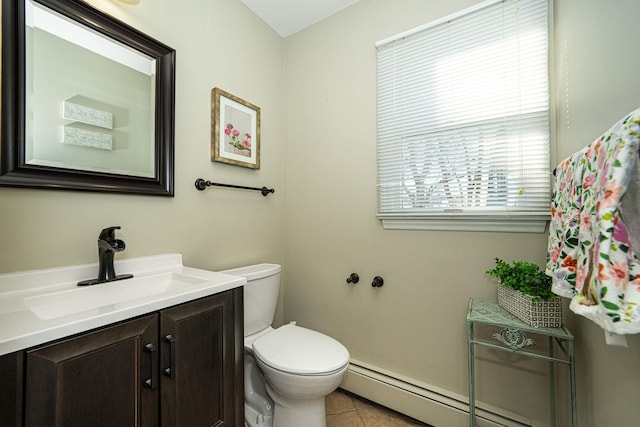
left=221, top=264, right=349, bottom=427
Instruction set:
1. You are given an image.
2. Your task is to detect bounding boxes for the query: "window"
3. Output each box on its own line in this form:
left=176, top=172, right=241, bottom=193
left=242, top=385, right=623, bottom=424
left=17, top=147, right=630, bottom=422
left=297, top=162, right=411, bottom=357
left=376, top=0, right=551, bottom=232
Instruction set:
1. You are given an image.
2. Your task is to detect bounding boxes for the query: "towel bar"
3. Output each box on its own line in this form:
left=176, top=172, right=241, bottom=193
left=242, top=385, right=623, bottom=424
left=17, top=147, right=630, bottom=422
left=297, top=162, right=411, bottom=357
left=194, top=178, right=275, bottom=196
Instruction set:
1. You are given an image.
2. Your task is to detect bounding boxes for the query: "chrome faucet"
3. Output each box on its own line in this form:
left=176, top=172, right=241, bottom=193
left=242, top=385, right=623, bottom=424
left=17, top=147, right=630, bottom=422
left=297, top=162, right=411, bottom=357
left=78, top=226, right=134, bottom=286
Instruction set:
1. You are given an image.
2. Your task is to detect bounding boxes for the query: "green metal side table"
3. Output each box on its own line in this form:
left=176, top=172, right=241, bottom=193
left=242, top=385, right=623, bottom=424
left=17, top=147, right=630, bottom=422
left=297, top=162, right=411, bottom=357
left=466, top=298, right=576, bottom=427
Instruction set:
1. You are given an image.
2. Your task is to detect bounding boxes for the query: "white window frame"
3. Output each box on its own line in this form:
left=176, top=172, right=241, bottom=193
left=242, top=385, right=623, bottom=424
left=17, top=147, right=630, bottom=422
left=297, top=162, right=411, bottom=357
left=376, top=0, right=553, bottom=233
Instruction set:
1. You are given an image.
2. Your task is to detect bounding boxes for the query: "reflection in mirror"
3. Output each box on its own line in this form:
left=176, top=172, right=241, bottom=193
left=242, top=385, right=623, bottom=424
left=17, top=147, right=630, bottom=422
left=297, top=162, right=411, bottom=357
left=26, top=0, right=156, bottom=177
left=1, top=0, right=175, bottom=195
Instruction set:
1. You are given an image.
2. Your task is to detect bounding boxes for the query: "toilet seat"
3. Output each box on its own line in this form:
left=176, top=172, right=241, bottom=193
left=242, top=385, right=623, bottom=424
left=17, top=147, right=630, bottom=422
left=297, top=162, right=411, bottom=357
left=253, top=324, right=349, bottom=376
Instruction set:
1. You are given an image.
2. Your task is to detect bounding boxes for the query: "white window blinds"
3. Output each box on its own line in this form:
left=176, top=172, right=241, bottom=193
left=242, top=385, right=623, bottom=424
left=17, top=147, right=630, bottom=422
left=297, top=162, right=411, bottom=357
left=376, top=0, right=551, bottom=232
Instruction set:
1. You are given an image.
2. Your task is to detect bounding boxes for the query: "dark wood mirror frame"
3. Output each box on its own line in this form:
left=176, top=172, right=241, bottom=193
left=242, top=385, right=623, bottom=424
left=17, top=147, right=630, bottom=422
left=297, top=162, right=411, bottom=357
left=1, top=0, right=175, bottom=196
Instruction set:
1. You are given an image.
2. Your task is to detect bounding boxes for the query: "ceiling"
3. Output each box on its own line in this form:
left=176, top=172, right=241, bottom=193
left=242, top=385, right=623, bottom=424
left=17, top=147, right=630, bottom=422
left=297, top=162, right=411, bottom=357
left=240, top=0, right=360, bottom=38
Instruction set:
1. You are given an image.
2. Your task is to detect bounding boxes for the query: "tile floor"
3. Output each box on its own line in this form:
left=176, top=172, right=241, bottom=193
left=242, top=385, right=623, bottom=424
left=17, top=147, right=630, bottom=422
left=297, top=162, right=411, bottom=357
left=326, top=388, right=432, bottom=427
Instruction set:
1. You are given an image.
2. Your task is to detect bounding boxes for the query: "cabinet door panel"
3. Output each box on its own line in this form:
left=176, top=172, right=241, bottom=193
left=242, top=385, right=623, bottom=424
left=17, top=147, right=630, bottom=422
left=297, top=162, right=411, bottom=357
left=25, top=314, right=159, bottom=427
left=160, top=291, right=238, bottom=427
left=0, top=351, right=23, bottom=427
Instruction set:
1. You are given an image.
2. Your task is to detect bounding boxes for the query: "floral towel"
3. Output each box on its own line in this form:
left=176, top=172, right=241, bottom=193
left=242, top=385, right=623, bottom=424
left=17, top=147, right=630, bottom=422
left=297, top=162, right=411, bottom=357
left=546, top=108, right=640, bottom=334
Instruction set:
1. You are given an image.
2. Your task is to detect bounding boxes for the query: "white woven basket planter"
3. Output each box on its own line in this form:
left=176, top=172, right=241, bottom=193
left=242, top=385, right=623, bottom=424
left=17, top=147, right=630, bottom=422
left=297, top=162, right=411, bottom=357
left=497, top=286, right=563, bottom=328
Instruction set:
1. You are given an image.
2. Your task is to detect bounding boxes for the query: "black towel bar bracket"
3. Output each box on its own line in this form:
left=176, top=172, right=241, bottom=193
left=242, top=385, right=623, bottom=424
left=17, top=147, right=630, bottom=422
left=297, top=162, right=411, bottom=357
left=194, top=178, right=275, bottom=196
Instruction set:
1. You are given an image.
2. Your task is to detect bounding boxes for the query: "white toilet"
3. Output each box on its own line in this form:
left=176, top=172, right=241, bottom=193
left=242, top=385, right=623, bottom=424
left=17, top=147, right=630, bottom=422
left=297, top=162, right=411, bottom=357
left=221, top=264, right=349, bottom=427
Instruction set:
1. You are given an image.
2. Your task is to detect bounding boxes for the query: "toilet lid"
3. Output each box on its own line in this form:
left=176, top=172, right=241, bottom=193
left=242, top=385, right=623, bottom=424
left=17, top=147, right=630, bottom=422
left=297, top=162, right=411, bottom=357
left=252, top=324, right=349, bottom=375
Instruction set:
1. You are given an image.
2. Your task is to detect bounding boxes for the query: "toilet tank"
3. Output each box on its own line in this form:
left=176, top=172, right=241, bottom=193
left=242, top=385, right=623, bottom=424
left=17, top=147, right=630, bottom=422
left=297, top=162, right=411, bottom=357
left=221, top=264, right=281, bottom=336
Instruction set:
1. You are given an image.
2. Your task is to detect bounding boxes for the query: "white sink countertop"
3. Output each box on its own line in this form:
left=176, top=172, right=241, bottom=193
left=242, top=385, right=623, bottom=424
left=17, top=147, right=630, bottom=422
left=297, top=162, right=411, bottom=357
left=0, top=254, right=245, bottom=356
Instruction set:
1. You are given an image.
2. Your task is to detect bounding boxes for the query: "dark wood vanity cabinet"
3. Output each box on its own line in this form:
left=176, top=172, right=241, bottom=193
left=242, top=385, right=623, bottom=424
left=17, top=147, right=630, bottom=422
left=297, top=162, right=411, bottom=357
left=0, top=288, right=243, bottom=427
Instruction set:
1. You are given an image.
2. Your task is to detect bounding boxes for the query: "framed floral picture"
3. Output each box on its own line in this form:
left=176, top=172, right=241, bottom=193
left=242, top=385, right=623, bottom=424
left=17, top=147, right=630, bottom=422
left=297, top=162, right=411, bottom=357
left=211, top=88, right=260, bottom=169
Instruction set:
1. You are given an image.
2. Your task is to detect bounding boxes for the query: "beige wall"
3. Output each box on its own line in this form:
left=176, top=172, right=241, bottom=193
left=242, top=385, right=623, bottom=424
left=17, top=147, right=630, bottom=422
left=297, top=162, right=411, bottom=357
left=2, top=0, right=640, bottom=426
left=0, top=0, right=285, bottom=274
left=554, top=1, right=640, bottom=426
left=283, top=0, right=640, bottom=426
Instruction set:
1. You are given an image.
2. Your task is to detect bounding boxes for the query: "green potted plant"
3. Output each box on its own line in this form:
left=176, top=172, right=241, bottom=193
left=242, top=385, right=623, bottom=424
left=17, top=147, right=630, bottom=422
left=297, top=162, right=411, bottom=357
left=486, top=258, right=562, bottom=328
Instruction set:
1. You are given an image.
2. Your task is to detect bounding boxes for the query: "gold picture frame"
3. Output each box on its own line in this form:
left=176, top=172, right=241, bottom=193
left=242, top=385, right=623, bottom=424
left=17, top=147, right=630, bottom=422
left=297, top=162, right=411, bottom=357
left=211, top=88, right=260, bottom=169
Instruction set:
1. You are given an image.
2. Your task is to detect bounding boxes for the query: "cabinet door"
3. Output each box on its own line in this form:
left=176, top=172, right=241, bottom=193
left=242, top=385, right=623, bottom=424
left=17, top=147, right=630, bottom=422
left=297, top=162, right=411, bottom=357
left=0, top=351, right=23, bottom=427
left=160, top=289, right=242, bottom=427
left=24, top=314, right=159, bottom=427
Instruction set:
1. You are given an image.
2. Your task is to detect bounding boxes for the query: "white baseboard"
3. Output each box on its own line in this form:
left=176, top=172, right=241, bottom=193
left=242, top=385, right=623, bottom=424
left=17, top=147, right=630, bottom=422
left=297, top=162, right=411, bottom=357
left=341, top=359, right=532, bottom=427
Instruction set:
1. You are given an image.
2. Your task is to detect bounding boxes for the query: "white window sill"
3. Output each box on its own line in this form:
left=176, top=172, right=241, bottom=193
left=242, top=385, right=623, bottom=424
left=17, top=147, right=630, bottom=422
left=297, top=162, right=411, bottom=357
left=377, top=213, right=549, bottom=233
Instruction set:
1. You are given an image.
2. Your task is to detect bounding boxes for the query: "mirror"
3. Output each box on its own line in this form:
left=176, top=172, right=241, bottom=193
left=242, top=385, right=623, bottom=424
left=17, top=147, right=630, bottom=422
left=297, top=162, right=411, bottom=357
left=1, top=0, right=175, bottom=195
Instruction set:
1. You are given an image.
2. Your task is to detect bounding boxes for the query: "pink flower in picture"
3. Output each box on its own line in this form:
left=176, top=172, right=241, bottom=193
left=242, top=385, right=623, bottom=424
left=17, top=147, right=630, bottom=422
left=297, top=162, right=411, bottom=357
left=224, top=122, right=252, bottom=156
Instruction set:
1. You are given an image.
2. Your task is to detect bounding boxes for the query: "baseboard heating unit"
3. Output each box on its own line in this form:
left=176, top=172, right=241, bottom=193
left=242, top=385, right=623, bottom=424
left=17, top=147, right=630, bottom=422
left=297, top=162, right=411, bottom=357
left=341, top=359, right=533, bottom=427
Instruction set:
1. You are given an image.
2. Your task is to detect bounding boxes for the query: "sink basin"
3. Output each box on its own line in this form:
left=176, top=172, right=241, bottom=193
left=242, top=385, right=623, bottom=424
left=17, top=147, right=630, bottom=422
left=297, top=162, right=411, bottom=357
left=24, top=272, right=207, bottom=320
